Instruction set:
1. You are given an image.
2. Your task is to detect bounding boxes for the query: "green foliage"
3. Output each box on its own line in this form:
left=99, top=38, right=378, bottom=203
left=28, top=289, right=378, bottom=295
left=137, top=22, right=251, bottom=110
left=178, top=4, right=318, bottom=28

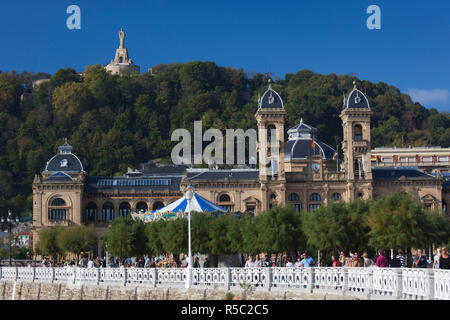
left=302, top=201, right=370, bottom=253
left=255, top=205, right=305, bottom=255
left=367, top=194, right=450, bottom=249
left=103, top=217, right=148, bottom=259
left=0, top=64, right=448, bottom=216
left=58, top=225, right=96, bottom=260
left=36, top=226, right=64, bottom=258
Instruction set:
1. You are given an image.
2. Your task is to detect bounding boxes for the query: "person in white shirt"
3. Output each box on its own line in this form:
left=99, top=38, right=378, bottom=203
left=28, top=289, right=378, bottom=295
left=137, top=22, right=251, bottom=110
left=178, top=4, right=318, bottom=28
left=285, top=257, right=294, bottom=267
left=254, top=255, right=263, bottom=267
left=244, top=256, right=255, bottom=268
left=433, top=248, right=441, bottom=269
left=294, top=256, right=302, bottom=268
left=87, top=259, right=94, bottom=268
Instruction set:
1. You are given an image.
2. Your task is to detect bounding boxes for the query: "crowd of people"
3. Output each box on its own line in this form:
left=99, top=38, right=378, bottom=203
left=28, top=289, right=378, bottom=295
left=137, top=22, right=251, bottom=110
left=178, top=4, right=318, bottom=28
left=6, top=247, right=450, bottom=270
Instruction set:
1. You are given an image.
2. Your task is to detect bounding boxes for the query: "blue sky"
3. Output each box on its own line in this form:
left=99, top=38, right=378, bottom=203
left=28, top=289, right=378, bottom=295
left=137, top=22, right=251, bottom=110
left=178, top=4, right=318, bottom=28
left=1, top=0, right=449, bottom=111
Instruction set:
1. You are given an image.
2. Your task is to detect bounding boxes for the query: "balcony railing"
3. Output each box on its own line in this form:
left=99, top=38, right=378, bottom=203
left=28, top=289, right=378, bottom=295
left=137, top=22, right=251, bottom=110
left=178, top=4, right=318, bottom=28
left=1, top=266, right=449, bottom=300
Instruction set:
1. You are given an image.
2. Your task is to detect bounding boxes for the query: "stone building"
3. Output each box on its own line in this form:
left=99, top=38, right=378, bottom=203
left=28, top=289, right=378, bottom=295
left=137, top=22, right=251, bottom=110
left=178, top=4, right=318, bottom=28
left=32, top=82, right=448, bottom=257
left=104, top=28, right=140, bottom=76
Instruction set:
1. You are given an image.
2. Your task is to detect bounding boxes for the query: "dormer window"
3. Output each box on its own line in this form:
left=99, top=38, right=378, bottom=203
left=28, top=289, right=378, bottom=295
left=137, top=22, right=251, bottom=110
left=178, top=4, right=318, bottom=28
left=60, top=159, right=68, bottom=167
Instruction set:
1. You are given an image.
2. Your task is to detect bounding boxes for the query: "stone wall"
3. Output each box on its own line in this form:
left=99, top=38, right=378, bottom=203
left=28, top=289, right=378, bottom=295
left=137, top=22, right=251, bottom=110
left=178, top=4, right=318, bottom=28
left=0, top=281, right=353, bottom=300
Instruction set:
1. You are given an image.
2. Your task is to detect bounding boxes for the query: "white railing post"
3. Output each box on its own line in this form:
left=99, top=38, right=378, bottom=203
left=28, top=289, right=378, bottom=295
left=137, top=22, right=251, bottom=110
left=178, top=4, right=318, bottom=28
left=31, top=267, right=36, bottom=282
left=225, top=268, right=231, bottom=291
left=265, top=267, right=272, bottom=291
left=151, top=268, right=157, bottom=288
left=122, top=266, right=127, bottom=286
left=14, top=267, right=18, bottom=281
left=51, top=267, right=55, bottom=283
left=72, top=267, right=77, bottom=284
left=425, top=269, right=435, bottom=300
left=96, top=268, right=100, bottom=285
left=342, top=267, right=349, bottom=296
left=306, top=268, right=314, bottom=293
left=394, top=268, right=403, bottom=300
left=366, top=267, right=374, bottom=299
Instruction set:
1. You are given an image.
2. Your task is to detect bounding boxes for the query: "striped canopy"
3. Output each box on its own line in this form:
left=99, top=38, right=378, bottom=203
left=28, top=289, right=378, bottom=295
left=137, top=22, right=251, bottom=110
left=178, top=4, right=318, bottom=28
left=156, top=192, right=227, bottom=213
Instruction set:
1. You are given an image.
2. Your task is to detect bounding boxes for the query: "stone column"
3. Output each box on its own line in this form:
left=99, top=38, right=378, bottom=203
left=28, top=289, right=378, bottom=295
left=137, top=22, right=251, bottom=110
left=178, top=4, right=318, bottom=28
left=394, top=268, right=403, bottom=299
left=425, top=269, right=435, bottom=300
left=265, top=268, right=272, bottom=291
left=224, top=268, right=231, bottom=291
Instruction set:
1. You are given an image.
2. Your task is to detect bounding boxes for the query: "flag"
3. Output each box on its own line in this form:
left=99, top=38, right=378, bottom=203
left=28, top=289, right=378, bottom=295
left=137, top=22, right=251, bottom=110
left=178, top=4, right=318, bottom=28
left=311, top=135, right=315, bottom=148
left=333, top=151, right=338, bottom=160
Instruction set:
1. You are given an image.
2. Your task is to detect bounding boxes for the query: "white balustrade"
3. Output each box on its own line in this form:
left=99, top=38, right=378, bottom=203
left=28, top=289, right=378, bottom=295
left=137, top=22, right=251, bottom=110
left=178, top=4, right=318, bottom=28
left=230, top=267, right=266, bottom=289
left=272, top=267, right=308, bottom=289
left=17, top=267, right=34, bottom=281
left=126, top=268, right=155, bottom=285
left=1, top=267, right=17, bottom=281
left=1, top=266, right=449, bottom=300
left=54, top=267, right=74, bottom=282
left=75, top=267, right=99, bottom=284
left=372, top=268, right=398, bottom=296
left=347, top=267, right=370, bottom=294
left=314, top=267, right=344, bottom=292
left=434, top=269, right=450, bottom=300
left=191, top=268, right=226, bottom=287
left=156, top=268, right=185, bottom=286
left=99, top=267, right=125, bottom=284
left=34, top=267, right=53, bottom=282
left=402, top=269, right=429, bottom=300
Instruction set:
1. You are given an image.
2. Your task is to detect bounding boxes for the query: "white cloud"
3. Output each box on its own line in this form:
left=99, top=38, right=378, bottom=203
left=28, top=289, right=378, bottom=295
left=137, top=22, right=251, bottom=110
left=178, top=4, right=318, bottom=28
left=406, top=88, right=449, bottom=105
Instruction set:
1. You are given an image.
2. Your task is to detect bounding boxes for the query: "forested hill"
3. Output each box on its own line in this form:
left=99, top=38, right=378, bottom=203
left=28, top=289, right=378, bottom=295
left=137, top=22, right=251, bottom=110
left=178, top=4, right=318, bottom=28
left=0, top=61, right=449, bottom=214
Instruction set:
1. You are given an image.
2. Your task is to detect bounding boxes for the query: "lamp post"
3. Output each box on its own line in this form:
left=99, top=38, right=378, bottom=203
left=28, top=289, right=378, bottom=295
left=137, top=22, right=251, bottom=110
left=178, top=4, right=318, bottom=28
left=1, top=210, right=20, bottom=266
left=184, top=185, right=194, bottom=289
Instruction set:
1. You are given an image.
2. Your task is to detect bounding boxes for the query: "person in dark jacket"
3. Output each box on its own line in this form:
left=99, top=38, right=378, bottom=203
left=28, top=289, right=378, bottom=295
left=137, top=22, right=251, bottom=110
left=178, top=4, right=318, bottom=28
left=389, top=253, right=402, bottom=268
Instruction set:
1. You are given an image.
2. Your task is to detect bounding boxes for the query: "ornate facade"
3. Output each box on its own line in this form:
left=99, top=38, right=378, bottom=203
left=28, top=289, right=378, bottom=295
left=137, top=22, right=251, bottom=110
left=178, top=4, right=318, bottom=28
left=32, top=82, right=448, bottom=257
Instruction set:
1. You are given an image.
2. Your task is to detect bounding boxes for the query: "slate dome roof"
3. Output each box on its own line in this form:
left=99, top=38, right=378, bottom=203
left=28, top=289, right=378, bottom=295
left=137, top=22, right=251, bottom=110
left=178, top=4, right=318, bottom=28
left=44, top=140, right=84, bottom=173
left=259, top=80, right=284, bottom=109
left=284, top=119, right=336, bottom=161
left=344, top=82, right=370, bottom=109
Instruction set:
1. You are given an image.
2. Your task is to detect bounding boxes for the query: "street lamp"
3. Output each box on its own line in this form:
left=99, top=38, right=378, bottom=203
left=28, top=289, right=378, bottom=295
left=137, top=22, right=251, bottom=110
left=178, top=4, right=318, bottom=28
left=185, top=185, right=194, bottom=289
left=1, top=210, right=20, bottom=266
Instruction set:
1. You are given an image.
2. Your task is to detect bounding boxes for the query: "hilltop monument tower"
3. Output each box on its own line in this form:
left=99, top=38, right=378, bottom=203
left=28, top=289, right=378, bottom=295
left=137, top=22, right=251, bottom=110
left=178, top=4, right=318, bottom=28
left=105, top=28, right=140, bottom=76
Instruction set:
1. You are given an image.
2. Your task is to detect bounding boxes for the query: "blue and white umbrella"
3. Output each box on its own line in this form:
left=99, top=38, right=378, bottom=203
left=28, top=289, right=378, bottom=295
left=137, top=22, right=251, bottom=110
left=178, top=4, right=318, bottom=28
left=156, top=192, right=227, bottom=213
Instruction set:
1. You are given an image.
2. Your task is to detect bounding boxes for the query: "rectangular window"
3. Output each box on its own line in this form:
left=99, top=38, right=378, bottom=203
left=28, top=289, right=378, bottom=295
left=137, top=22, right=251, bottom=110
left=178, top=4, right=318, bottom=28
left=422, top=157, right=432, bottom=162
left=438, top=156, right=449, bottom=162
left=382, top=157, right=393, bottom=163
left=308, top=204, right=321, bottom=211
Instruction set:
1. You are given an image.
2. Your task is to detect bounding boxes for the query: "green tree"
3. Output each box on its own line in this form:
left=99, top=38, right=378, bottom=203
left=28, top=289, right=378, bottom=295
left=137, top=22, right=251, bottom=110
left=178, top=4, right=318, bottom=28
left=37, top=226, right=64, bottom=261
left=367, top=194, right=442, bottom=249
left=103, top=217, right=148, bottom=261
left=58, top=225, right=96, bottom=263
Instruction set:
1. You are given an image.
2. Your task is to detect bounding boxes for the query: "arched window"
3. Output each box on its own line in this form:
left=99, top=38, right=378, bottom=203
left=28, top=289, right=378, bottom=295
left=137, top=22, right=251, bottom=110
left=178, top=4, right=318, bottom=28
left=219, top=194, right=231, bottom=202
left=310, top=193, right=321, bottom=201
left=354, top=124, right=363, bottom=141
left=332, top=193, right=342, bottom=201
left=102, top=202, right=114, bottom=221
left=119, top=202, right=131, bottom=217
left=218, top=194, right=233, bottom=212
left=49, top=198, right=67, bottom=221
left=270, top=193, right=277, bottom=200
left=288, top=193, right=300, bottom=201
left=288, top=193, right=301, bottom=213
left=85, top=202, right=97, bottom=223
left=51, top=198, right=66, bottom=206
left=136, top=202, right=148, bottom=213
left=267, top=125, right=276, bottom=142
left=153, top=202, right=165, bottom=211
left=358, top=192, right=364, bottom=199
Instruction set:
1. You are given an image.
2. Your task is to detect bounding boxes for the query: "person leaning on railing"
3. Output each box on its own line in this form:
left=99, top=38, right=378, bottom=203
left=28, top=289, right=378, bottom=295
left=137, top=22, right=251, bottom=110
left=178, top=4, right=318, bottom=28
left=439, top=248, right=450, bottom=269
left=375, top=250, right=389, bottom=268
